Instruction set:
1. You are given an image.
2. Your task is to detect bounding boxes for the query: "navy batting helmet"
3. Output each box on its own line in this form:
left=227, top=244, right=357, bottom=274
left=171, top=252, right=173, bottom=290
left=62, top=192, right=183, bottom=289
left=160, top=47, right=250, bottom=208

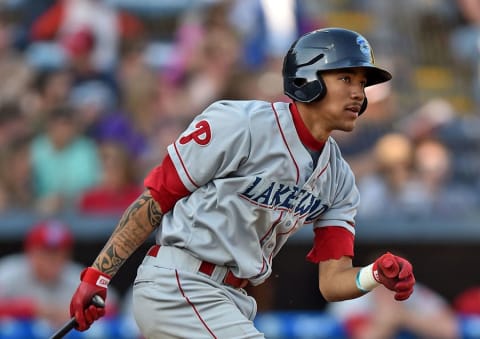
left=282, top=27, right=392, bottom=114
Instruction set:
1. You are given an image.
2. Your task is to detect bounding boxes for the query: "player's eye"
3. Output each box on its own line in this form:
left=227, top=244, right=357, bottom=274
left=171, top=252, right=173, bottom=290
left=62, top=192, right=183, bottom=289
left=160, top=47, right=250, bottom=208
left=340, top=75, right=351, bottom=83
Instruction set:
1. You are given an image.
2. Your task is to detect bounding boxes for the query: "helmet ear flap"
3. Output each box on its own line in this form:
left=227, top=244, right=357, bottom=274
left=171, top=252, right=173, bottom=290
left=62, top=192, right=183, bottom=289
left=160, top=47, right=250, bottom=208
left=316, top=75, right=326, bottom=101
left=287, top=78, right=325, bottom=103
left=359, top=97, right=368, bottom=115
left=296, top=74, right=326, bottom=103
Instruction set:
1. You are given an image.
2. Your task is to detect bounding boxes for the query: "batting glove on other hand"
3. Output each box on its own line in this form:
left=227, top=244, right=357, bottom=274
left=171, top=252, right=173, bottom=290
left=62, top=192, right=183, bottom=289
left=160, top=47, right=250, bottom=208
left=373, top=252, right=415, bottom=301
left=69, top=267, right=110, bottom=331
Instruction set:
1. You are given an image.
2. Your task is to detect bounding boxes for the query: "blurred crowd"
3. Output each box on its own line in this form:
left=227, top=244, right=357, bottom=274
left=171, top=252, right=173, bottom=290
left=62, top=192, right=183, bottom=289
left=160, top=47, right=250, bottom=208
left=1, top=0, right=480, bottom=336
left=0, top=0, right=312, bottom=217
left=0, top=0, right=478, bottom=220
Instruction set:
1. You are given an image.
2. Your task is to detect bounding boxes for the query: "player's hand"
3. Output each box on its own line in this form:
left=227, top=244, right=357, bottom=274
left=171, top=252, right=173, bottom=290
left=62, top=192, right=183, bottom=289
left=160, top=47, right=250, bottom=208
left=372, top=252, right=415, bottom=301
left=69, top=267, right=111, bottom=331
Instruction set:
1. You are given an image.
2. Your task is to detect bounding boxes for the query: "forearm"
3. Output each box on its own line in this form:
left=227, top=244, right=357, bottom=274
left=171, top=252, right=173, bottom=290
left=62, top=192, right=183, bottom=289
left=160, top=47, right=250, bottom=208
left=319, top=257, right=366, bottom=301
left=321, top=267, right=365, bottom=301
left=92, top=190, right=163, bottom=277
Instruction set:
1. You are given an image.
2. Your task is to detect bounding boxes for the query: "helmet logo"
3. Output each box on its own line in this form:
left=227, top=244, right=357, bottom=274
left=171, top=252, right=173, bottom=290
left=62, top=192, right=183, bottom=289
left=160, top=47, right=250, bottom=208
left=356, top=36, right=371, bottom=57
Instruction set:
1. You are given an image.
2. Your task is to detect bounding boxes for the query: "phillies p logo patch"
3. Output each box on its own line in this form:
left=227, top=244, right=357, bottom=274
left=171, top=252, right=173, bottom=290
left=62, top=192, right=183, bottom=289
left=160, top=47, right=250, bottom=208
left=179, top=120, right=212, bottom=146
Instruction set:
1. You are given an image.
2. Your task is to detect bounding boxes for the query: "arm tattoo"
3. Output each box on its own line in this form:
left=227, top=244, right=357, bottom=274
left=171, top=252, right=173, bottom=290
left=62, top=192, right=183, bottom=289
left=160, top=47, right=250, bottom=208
left=93, top=191, right=163, bottom=276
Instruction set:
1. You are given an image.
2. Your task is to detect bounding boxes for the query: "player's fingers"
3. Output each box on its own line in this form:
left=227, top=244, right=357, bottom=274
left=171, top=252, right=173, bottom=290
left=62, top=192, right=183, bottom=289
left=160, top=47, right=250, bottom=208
left=394, top=290, right=413, bottom=301
left=393, top=275, right=415, bottom=302
left=394, top=286, right=414, bottom=301
left=398, top=260, right=413, bottom=280
left=87, top=304, right=105, bottom=322
left=380, top=255, right=399, bottom=278
left=74, top=310, right=88, bottom=331
left=394, top=278, right=415, bottom=292
left=84, top=305, right=98, bottom=327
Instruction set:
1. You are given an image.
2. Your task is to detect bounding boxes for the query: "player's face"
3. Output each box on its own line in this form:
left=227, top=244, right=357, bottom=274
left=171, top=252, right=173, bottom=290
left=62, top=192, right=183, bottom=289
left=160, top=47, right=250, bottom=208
left=314, top=68, right=367, bottom=132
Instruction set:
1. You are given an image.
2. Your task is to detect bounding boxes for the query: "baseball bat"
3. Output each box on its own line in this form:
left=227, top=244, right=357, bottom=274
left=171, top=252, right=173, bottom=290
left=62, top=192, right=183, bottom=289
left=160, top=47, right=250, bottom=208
left=49, top=295, right=105, bottom=339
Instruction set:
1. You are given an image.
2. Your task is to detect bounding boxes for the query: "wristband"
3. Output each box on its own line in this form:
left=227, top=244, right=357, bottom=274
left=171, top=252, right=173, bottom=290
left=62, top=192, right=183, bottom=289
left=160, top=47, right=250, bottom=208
left=355, top=263, right=380, bottom=292
left=80, top=267, right=111, bottom=289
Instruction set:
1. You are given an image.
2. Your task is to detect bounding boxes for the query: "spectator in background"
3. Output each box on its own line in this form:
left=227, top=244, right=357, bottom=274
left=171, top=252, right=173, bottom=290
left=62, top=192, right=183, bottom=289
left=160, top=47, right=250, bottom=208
left=356, top=132, right=424, bottom=218
left=30, top=105, right=100, bottom=216
left=0, top=136, right=34, bottom=213
left=68, top=78, right=148, bottom=160
left=92, top=108, right=147, bottom=161
left=162, top=1, right=244, bottom=121
left=116, top=39, right=161, bottom=140
left=21, top=68, right=73, bottom=131
left=228, top=0, right=315, bottom=69
left=396, top=97, right=480, bottom=192
left=221, top=66, right=285, bottom=103
left=0, top=220, right=119, bottom=328
left=411, top=138, right=478, bottom=217
left=327, top=278, right=460, bottom=339
left=453, top=286, right=480, bottom=317
left=67, top=79, right=117, bottom=135
left=450, top=0, right=480, bottom=107
left=179, top=3, right=243, bottom=117
left=0, top=11, right=34, bottom=104
left=0, top=101, right=32, bottom=153
left=29, top=0, right=144, bottom=73
left=78, top=141, right=142, bottom=215
left=357, top=132, right=478, bottom=220
left=397, top=97, right=455, bottom=143
left=57, top=26, right=121, bottom=102
left=27, top=0, right=146, bottom=109
left=140, top=116, right=189, bottom=175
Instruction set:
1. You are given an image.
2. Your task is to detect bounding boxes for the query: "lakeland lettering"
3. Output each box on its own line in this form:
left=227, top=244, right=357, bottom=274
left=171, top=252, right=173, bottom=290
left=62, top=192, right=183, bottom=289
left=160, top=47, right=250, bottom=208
left=240, top=177, right=327, bottom=221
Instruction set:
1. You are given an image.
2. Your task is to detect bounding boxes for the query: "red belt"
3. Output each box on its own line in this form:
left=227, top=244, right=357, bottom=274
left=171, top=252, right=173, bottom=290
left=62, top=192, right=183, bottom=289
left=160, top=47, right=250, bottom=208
left=147, top=245, right=248, bottom=289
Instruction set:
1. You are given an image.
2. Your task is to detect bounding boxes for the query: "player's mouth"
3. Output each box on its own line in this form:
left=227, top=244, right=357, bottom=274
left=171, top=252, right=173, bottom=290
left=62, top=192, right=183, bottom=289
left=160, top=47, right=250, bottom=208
left=345, top=104, right=361, bottom=115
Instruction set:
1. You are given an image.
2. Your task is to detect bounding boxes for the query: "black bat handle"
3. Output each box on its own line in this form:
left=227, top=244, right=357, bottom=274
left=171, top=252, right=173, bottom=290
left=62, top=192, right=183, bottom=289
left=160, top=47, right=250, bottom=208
left=50, top=318, right=76, bottom=339
left=49, top=295, right=105, bottom=339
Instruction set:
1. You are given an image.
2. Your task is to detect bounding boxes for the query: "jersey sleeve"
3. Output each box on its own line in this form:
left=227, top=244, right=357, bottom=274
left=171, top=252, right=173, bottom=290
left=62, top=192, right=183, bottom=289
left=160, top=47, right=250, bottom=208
left=306, top=151, right=360, bottom=263
left=315, top=157, right=359, bottom=231
left=306, top=157, right=359, bottom=263
left=167, top=101, right=251, bottom=191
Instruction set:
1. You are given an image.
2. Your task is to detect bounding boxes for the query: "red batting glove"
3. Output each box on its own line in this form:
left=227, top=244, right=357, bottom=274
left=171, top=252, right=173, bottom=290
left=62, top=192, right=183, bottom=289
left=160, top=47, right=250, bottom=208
left=69, top=267, right=111, bottom=331
left=372, top=252, right=415, bottom=301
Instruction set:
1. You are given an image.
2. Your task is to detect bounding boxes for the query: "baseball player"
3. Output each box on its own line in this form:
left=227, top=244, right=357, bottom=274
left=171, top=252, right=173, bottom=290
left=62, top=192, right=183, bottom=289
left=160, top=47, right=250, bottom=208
left=69, top=27, right=415, bottom=338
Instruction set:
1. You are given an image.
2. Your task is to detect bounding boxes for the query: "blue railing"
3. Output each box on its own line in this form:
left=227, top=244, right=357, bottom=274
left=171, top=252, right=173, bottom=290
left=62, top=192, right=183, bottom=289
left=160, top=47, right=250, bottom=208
left=2, top=312, right=480, bottom=339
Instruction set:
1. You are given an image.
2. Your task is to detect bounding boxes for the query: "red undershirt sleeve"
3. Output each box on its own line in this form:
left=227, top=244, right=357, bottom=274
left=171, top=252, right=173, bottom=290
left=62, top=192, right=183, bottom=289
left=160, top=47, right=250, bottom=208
left=143, top=154, right=190, bottom=213
left=306, top=226, right=354, bottom=263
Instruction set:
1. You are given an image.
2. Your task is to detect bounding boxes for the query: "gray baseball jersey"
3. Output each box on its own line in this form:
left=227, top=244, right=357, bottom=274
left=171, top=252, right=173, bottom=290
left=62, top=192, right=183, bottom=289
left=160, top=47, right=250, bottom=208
left=147, top=100, right=359, bottom=285
left=136, top=99, right=360, bottom=338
